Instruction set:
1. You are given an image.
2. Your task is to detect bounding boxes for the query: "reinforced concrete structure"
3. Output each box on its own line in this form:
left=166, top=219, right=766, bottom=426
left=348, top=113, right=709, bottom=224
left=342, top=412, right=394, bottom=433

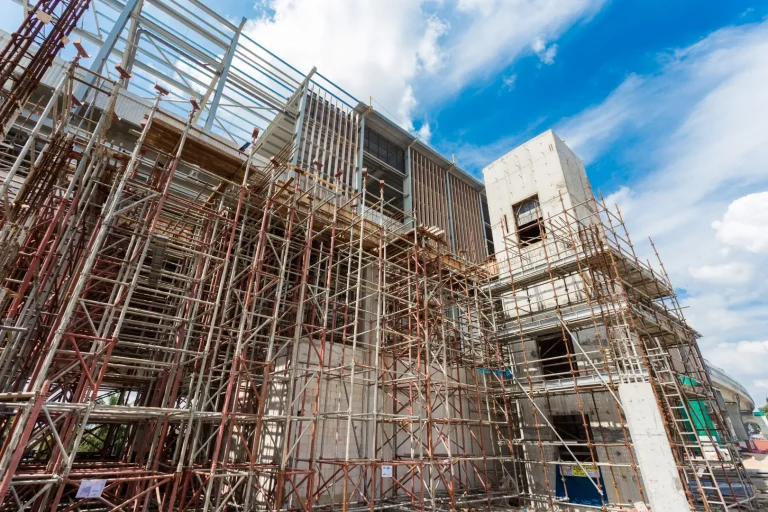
left=705, top=360, right=756, bottom=450
left=0, top=2, right=758, bottom=511
left=482, top=130, right=756, bottom=510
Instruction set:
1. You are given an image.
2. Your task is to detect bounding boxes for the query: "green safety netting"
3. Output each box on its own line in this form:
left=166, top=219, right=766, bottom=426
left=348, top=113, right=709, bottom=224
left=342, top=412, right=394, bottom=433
left=679, top=376, right=721, bottom=444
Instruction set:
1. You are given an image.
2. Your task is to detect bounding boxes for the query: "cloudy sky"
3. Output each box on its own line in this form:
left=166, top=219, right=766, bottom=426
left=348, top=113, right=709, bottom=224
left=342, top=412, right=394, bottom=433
left=3, top=1, right=767, bottom=405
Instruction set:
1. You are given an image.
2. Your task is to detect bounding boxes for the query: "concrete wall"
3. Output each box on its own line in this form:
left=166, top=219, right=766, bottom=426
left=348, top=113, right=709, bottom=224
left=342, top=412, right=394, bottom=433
left=482, top=130, right=594, bottom=262
left=483, top=132, right=665, bottom=510
left=508, top=324, right=644, bottom=509
left=273, top=339, right=503, bottom=504
left=482, top=130, right=600, bottom=327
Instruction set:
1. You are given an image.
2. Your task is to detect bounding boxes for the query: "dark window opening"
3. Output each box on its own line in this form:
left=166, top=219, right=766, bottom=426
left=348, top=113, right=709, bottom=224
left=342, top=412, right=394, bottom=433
left=513, top=196, right=544, bottom=245
left=552, top=414, right=594, bottom=462
left=363, top=156, right=404, bottom=219
left=364, top=127, right=405, bottom=173
left=536, top=332, right=578, bottom=380
left=481, top=196, right=495, bottom=257
left=480, top=195, right=491, bottom=222
left=517, top=220, right=543, bottom=244
left=486, top=239, right=495, bottom=259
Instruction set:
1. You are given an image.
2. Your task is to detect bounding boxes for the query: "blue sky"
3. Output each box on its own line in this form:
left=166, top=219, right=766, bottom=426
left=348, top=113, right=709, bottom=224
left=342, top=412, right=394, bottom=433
left=241, top=0, right=768, bottom=409
left=3, top=1, right=767, bottom=405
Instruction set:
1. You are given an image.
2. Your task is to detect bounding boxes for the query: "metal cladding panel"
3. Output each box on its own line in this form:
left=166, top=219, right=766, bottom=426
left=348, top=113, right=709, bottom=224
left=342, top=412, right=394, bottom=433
left=39, top=59, right=82, bottom=90
left=296, top=87, right=360, bottom=192
left=449, top=173, right=486, bottom=263
left=94, top=90, right=153, bottom=127
left=411, top=148, right=450, bottom=237
left=296, top=86, right=360, bottom=190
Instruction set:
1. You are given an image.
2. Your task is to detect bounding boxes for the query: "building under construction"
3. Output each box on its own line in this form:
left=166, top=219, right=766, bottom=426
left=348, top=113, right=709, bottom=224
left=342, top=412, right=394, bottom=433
left=0, top=1, right=758, bottom=511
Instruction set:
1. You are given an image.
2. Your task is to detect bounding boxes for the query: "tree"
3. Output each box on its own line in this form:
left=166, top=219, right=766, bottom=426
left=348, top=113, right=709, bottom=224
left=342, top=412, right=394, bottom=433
left=760, top=402, right=768, bottom=415
left=78, top=394, right=128, bottom=456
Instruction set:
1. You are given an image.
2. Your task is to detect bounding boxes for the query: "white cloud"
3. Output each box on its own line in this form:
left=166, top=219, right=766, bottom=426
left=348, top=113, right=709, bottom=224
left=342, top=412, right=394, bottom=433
left=602, top=185, right=633, bottom=215
left=712, top=191, right=768, bottom=253
left=399, top=84, right=419, bottom=131
left=703, top=340, right=768, bottom=402
left=532, top=37, right=558, bottom=64
left=245, top=0, right=605, bottom=133
left=558, top=75, right=645, bottom=163
left=556, top=21, right=768, bottom=404
left=531, top=37, right=546, bottom=53
left=245, top=0, right=443, bottom=131
left=416, top=122, right=432, bottom=142
left=418, top=16, right=450, bottom=73
left=502, top=74, right=517, bottom=90
left=443, top=0, right=603, bottom=91
left=689, top=262, right=753, bottom=284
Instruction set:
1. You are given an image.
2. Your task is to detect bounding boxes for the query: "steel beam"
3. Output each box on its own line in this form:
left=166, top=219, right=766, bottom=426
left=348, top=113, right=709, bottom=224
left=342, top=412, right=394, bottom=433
left=204, top=17, right=246, bottom=131
left=76, top=0, right=142, bottom=100
left=290, top=66, right=317, bottom=166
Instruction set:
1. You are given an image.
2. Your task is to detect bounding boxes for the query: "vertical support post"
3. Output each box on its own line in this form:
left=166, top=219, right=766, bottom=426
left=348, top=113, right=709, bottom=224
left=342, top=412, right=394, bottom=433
left=445, top=171, right=456, bottom=253
left=75, top=0, right=142, bottom=100
left=403, top=142, right=414, bottom=228
left=478, top=193, right=488, bottom=258
left=356, top=113, right=366, bottom=193
left=203, top=17, right=246, bottom=130
left=290, top=66, right=317, bottom=166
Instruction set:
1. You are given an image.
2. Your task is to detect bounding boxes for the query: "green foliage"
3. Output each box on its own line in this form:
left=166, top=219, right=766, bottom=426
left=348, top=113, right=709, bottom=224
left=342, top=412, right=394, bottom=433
left=77, top=394, right=128, bottom=455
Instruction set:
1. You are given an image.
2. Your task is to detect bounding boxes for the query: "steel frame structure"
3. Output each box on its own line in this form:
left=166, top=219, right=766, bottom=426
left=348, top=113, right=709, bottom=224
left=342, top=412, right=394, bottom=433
left=0, top=2, right=755, bottom=512
left=0, top=49, right=518, bottom=510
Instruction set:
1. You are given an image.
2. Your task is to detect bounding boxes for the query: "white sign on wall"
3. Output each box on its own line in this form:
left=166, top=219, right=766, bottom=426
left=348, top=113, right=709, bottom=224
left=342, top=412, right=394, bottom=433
left=76, top=480, right=107, bottom=499
left=381, top=465, right=393, bottom=478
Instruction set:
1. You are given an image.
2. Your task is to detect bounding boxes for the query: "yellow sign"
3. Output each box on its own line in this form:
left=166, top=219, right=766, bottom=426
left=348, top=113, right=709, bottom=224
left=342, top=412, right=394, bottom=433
left=561, top=464, right=599, bottom=478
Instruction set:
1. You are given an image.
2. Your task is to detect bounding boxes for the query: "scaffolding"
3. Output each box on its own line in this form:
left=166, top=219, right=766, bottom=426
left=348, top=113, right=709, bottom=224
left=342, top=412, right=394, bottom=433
left=0, top=0, right=90, bottom=138
left=0, top=42, right=523, bottom=509
left=490, top=194, right=757, bottom=510
left=0, top=3, right=758, bottom=512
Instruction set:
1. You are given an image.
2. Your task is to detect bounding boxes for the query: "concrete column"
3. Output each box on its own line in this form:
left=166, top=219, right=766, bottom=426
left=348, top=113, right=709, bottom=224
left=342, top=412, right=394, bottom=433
left=726, top=402, right=749, bottom=441
left=619, top=382, right=690, bottom=512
